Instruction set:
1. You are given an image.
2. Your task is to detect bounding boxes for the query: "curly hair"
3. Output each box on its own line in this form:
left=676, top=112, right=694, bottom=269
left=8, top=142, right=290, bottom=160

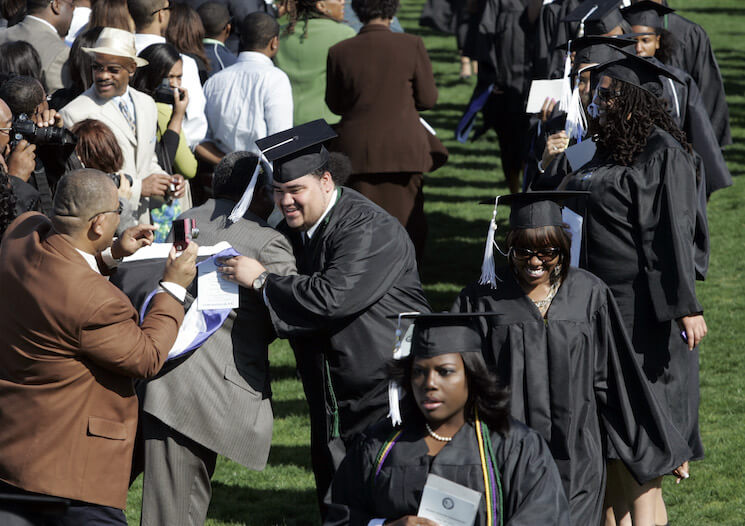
left=0, top=169, right=17, bottom=246
left=352, top=0, right=399, bottom=24
left=388, top=351, right=511, bottom=435
left=284, top=0, right=339, bottom=36
left=656, top=28, right=677, bottom=65
left=595, top=78, right=691, bottom=166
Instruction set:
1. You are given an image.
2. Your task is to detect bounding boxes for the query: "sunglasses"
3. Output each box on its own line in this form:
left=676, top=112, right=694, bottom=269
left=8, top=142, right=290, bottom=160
left=150, top=0, right=173, bottom=15
left=88, top=200, right=124, bottom=221
left=91, top=63, right=128, bottom=75
left=510, top=247, right=560, bottom=262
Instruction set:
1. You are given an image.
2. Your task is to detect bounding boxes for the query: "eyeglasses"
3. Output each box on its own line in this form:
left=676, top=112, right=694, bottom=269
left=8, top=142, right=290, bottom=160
left=510, top=247, right=560, bottom=262
left=88, top=200, right=124, bottom=221
left=150, top=0, right=173, bottom=15
left=0, top=127, right=11, bottom=136
left=91, top=63, right=127, bottom=75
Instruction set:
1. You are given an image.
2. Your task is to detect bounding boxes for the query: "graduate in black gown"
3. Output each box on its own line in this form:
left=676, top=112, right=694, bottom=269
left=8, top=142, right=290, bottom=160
left=325, top=313, right=570, bottom=526
left=639, top=0, right=732, bottom=148
left=217, top=120, right=431, bottom=516
left=558, top=54, right=708, bottom=525
left=622, top=1, right=732, bottom=195
left=453, top=192, right=692, bottom=526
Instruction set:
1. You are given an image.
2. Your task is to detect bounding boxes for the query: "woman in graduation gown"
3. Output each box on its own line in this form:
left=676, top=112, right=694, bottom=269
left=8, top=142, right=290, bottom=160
left=325, top=313, right=570, bottom=526
left=558, top=54, right=708, bottom=524
left=453, top=192, right=692, bottom=525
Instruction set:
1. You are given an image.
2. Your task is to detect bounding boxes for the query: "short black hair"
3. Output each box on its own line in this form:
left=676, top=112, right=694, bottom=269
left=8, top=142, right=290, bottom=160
left=327, top=152, right=351, bottom=186
left=127, top=0, right=163, bottom=30
left=0, top=76, right=45, bottom=117
left=352, top=0, right=399, bottom=24
left=239, top=12, right=279, bottom=52
left=0, top=42, right=42, bottom=81
left=197, top=1, right=231, bottom=38
left=212, top=151, right=272, bottom=201
left=26, top=0, right=50, bottom=14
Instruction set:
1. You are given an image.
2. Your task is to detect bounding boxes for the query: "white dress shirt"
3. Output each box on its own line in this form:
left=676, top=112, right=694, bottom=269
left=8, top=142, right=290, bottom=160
left=135, top=33, right=208, bottom=149
left=64, top=7, right=91, bottom=46
left=202, top=51, right=293, bottom=155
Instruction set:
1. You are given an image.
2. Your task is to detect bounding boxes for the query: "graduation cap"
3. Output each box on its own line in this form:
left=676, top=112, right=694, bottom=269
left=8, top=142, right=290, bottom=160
left=590, top=44, right=683, bottom=95
left=563, top=0, right=624, bottom=37
left=255, top=119, right=337, bottom=183
left=477, top=192, right=590, bottom=288
left=558, top=34, right=638, bottom=70
left=387, top=311, right=496, bottom=424
left=621, top=0, right=674, bottom=29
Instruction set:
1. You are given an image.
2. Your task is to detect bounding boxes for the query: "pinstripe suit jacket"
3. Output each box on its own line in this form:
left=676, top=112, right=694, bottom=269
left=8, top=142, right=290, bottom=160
left=140, top=199, right=296, bottom=469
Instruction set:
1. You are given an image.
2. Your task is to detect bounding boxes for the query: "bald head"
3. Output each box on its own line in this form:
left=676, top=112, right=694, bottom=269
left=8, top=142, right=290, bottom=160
left=53, top=169, right=118, bottom=234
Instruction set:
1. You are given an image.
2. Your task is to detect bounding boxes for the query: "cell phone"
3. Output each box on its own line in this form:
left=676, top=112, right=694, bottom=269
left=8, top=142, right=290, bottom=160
left=173, top=218, right=198, bottom=251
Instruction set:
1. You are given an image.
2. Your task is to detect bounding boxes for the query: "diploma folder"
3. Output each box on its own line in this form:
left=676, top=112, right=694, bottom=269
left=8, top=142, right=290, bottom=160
left=417, top=474, right=482, bottom=526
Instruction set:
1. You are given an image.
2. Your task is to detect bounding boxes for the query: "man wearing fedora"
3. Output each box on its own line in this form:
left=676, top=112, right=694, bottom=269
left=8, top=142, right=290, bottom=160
left=60, top=27, right=186, bottom=226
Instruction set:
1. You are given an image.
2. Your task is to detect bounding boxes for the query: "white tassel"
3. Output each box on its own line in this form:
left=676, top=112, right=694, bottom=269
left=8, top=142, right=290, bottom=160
left=577, top=5, right=598, bottom=38
left=565, top=77, right=587, bottom=142
left=228, top=156, right=272, bottom=224
left=479, top=198, right=500, bottom=288
left=388, top=314, right=418, bottom=426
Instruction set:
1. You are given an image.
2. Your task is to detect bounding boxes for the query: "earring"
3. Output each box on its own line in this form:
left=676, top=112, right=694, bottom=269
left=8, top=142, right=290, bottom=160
left=553, top=265, right=562, bottom=277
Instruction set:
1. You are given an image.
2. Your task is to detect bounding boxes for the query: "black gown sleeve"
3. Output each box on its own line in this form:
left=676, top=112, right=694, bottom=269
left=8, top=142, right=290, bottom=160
left=593, top=291, right=692, bottom=483
left=264, top=211, right=415, bottom=337
left=324, top=434, right=377, bottom=526
left=632, top=146, right=703, bottom=322
left=498, top=424, right=570, bottom=526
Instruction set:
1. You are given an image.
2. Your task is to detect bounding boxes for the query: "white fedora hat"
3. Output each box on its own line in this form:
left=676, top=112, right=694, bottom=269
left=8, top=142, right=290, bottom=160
left=81, top=27, right=149, bottom=67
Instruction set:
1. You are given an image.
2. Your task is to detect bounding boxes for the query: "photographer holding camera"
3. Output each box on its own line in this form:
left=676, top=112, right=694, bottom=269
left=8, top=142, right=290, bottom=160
left=0, top=75, right=76, bottom=215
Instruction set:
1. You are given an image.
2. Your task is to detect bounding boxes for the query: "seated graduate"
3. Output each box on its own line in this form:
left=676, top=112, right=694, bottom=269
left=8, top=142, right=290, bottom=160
left=452, top=192, right=693, bottom=525
left=325, top=312, right=570, bottom=526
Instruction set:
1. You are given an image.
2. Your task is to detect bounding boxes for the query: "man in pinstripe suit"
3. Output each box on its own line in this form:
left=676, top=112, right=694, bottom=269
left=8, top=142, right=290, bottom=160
left=136, top=152, right=297, bottom=525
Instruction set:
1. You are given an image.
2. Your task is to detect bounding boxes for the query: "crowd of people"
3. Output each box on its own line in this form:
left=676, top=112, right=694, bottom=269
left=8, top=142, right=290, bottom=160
left=0, top=0, right=731, bottom=524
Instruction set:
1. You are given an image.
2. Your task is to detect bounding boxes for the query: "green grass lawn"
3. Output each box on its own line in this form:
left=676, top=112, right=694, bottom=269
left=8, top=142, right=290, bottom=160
left=126, top=0, right=745, bottom=523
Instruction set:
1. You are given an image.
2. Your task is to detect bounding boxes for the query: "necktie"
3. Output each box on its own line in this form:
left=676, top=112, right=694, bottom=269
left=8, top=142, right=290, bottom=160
left=118, top=99, right=136, bottom=135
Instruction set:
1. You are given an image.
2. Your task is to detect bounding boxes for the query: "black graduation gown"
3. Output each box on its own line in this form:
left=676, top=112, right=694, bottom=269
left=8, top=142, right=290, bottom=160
left=663, top=13, right=731, bottom=148
left=264, top=187, right=431, bottom=502
left=325, top=419, right=570, bottom=526
left=475, top=0, right=535, bottom=108
left=561, top=127, right=705, bottom=461
left=656, top=58, right=732, bottom=195
left=532, top=0, right=581, bottom=80
left=453, top=268, right=693, bottom=526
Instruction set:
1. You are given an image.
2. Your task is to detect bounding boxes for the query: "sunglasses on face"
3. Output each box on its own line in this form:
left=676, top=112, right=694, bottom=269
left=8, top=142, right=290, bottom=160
left=88, top=200, right=124, bottom=221
left=510, top=247, right=560, bottom=262
left=91, top=63, right=127, bottom=75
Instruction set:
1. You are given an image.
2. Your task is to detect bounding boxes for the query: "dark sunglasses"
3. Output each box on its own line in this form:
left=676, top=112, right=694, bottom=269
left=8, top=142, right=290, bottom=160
left=510, top=247, right=560, bottom=262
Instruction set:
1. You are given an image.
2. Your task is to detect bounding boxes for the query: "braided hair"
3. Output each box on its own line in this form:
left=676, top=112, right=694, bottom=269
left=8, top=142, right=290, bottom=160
left=595, top=78, right=691, bottom=166
left=284, top=0, right=324, bottom=37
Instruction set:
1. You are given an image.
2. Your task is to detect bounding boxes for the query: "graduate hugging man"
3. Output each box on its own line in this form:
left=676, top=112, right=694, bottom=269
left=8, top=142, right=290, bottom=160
left=218, top=120, right=431, bottom=518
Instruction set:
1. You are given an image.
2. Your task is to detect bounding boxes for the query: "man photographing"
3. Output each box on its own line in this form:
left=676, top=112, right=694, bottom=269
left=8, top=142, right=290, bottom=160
left=0, top=169, right=197, bottom=524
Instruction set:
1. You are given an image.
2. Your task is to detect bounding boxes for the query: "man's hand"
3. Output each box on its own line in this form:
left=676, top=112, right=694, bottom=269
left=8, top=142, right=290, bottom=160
left=217, top=256, right=266, bottom=288
left=7, top=139, right=36, bottom=181
left=141, top=173, right=172, bottom=197
left=162, top=242, right=198, bottom=288
left=111, top=224, right=157, bottom=259
left=676, top=314, right=708, bottom=351
left=34, top=109, right=64, bottom=128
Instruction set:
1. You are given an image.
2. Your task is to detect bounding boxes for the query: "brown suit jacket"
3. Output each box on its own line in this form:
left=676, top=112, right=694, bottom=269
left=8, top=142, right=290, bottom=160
left=0, top=213, right=184, bottom=509
left=325, top=24, right=446, bottom=174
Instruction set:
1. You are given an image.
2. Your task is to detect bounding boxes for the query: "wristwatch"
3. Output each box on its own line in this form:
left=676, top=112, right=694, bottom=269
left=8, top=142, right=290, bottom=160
left=252, top=271, right=269, bottom=293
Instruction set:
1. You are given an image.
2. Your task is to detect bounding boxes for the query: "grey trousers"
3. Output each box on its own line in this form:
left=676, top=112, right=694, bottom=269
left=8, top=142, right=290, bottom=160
left=139, top=413, right=217, bottom=526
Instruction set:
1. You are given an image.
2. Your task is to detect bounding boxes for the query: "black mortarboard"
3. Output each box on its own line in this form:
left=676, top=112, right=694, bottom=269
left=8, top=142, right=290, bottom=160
left=621, top=1, right=674, bottom=29
left=394, top=312, right=496, bottom=359
left=558, top=35, right=637, bottom=70
left=591, top=45, right=682, bottom=94
left=480, top=191, right=590, bottom=230
left=255, top=119, right=337, bottom=183
left=563, top=0, right=624, bottom=36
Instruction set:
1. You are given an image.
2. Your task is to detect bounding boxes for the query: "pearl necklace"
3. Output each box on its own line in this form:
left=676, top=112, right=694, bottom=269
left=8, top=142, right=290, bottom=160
left=425, top=423, right=453, bottom=442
